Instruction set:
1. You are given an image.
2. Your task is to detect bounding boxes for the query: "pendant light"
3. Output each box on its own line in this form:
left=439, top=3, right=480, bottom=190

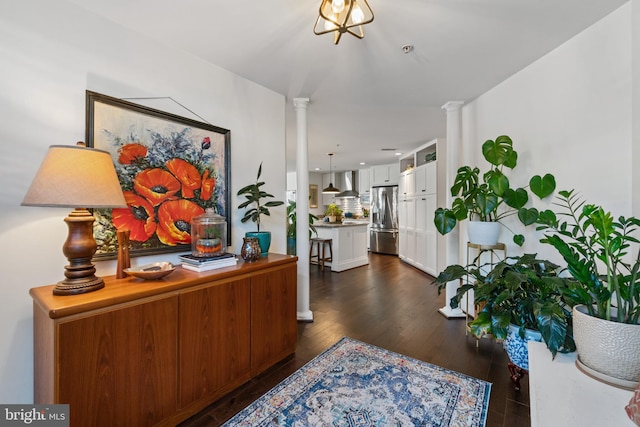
left=322, top=153, right=340, bottom=194
left=313, top=0, right=374, bottom=45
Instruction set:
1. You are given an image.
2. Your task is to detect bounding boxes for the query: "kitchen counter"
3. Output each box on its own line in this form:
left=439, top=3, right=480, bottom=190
left=315, top=221, right=369, bottom=228
left=312, top=222, right=369, bottom=272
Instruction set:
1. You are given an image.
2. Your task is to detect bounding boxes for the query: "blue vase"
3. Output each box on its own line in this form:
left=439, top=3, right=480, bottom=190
left=246, top=231, right=271, bottom=257
left=503, top=324, right=542, bottom=370
left=287, top=237, right=296, bottom=255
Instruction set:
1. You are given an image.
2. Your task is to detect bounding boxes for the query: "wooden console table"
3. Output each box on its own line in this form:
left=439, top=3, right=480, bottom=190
left=528, top=341, right=634, bottom=426
left=30, top=254, right=298, bottom=427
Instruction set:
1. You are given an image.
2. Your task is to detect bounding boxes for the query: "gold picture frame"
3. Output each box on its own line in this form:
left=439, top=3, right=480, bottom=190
left=309, top=184, right=319, bottom=208
left=86, top=91, right=231, bottom=259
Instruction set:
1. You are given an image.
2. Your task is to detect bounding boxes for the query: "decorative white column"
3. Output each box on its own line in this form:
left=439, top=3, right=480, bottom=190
left=438, top=101, right=466, bottom=318
left=293, top=98, right=313, bottom=322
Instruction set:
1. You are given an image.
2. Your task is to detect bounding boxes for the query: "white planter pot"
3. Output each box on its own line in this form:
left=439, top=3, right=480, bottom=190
left=467, top=221, right=500, bottom=246
left=573, top=305, right=640, bottom=389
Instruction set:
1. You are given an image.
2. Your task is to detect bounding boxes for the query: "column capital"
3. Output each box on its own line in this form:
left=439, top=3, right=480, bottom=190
left=441, top=101, right=465, bottom=112
left=293, top=98, right=310, bottom=110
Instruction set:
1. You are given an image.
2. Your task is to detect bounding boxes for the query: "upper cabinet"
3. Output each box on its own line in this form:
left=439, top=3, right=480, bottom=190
left=399, top=140, right=440, bottom=197
left=371, top=163, right=399, bottom=186
left=358, top=168, right=371, bottom=195
left=415, top=162, right=437, bottom=195
left=399, top=168, right=415, bottom=197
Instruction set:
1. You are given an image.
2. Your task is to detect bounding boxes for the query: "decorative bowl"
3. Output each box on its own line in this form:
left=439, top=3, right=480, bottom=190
left=124, top=262, right=175, bottom=280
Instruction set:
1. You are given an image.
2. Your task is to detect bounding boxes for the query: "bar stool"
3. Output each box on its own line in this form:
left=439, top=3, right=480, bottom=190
left=309, top=238, right=333, bottom=271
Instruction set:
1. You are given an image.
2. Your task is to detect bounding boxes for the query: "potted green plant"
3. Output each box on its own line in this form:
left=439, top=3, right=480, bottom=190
left=286, top=199, right=319, bottom=255
left=325, top=203, right=342, bottom=223
left=536, top=189, right=640, bottom=386
left=433, top=135, right=556, bottom=246
left=434, top=254, right=576, bottom=369
left=237, top=162, right=284, bottom=256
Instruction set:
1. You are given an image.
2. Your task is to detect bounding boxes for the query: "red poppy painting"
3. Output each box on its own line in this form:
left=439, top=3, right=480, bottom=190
left=86, top=91, right=231, bottom=258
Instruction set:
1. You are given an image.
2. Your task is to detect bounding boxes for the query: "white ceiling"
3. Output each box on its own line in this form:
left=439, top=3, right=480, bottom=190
left=67, top=0, right=627, bottom=173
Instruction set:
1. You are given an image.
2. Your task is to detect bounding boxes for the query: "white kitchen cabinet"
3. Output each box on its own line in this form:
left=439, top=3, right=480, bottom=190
left=415, top=161, right=436, bottom=195
left=314, top=224, right=369, bottom=272
left=398, top=196, right=407, bottom=260
left=398, top=228, right=407, bottom=260
left=398, top=197, right=415, bottom=263
left=405, top=197, right=416, bottom=229
left=399, top=169, right=415, bottom=197
left=405, top=228, right=416, bottom=264
left=413, top=194, right=438, bottom=275
left=415, top=229, right=426, bottom=270
left=397, top=139, right=441, bottom=276
left=414, top=196, right=428, bottom=270
left=415, top=166, right=426, bottom=195
left=358, top=168, right=371, bottom=195
left=401, top=192, right=437, bottom=275
left=371, top=163, right=399, bottom=186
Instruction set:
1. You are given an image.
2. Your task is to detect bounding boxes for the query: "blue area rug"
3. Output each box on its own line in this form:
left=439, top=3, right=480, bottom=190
left=223, top=337, right=491, bottom=426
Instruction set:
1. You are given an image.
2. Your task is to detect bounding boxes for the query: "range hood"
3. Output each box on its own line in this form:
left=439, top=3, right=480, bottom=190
left=336, top=171, right=359, bottom=198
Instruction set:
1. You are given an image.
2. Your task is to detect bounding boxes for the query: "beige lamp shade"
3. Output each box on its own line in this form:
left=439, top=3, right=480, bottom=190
left=22, top=144, right=127, bottom=208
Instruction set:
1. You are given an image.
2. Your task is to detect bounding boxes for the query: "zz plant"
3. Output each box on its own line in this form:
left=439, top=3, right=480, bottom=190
left=536, top=189, right=640, bottom=324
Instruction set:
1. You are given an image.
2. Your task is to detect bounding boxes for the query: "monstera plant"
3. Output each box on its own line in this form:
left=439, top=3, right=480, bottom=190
left=434, top=135, right=556, bottom=246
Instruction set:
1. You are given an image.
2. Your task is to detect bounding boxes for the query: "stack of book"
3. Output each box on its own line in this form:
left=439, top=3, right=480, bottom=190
left=179, top=253, right=238, bottom=272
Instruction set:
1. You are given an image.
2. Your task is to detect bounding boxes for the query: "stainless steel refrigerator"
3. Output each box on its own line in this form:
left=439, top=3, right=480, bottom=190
left=370, top=185, right=399, bottom=255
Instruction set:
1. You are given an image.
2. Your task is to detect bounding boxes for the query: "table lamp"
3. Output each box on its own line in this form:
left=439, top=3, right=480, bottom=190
left=22, top=142, right=127, bottom=295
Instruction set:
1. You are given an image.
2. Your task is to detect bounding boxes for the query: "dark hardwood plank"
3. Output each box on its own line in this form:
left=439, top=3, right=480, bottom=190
left=179, top=253, right=530, bottom=427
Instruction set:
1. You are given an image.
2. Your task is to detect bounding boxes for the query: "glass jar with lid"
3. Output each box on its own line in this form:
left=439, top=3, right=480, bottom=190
left=191, top=208, right=227, bottom=257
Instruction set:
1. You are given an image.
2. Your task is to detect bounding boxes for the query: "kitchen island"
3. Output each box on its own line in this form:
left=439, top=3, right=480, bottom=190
left=313, top=222, right=369, bottom=272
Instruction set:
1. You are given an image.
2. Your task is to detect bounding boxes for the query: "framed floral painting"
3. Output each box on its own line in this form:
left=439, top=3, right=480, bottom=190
left=86, top=91, right=231, bottom=259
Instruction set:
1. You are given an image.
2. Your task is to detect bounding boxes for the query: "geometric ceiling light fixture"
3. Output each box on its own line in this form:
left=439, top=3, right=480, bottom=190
left=322, top=153, right=341, bottom=194
left=313, top=0, right=374, bottom=45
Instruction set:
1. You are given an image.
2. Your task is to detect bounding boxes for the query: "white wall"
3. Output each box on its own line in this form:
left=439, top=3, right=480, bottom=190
left=633, top=0, right=640, bottom=218
left=285, top=172, right=324, bottom=218
left=308, top=172, right=325, bottom=217
left=460, top=3, right=633, bottom=260
left=0, top=0, right=286, bottom=403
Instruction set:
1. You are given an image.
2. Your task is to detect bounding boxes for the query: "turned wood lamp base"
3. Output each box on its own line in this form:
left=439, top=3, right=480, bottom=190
left=53, top=208, right=105, bottom=296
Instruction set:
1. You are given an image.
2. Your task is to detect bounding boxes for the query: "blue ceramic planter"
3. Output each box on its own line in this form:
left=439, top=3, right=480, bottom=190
left=503, top=324, right=542, bottom=370
left=287, top=237, right=296, bottom=255
left=246, top=231, right=271, bottom=257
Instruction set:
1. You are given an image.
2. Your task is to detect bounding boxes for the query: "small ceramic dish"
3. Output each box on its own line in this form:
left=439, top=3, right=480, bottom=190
left=124, top=262, right=175, bottom=280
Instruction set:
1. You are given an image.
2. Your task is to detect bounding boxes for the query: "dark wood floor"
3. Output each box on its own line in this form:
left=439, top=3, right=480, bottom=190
left=179, top=253, right=531, bottom=427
